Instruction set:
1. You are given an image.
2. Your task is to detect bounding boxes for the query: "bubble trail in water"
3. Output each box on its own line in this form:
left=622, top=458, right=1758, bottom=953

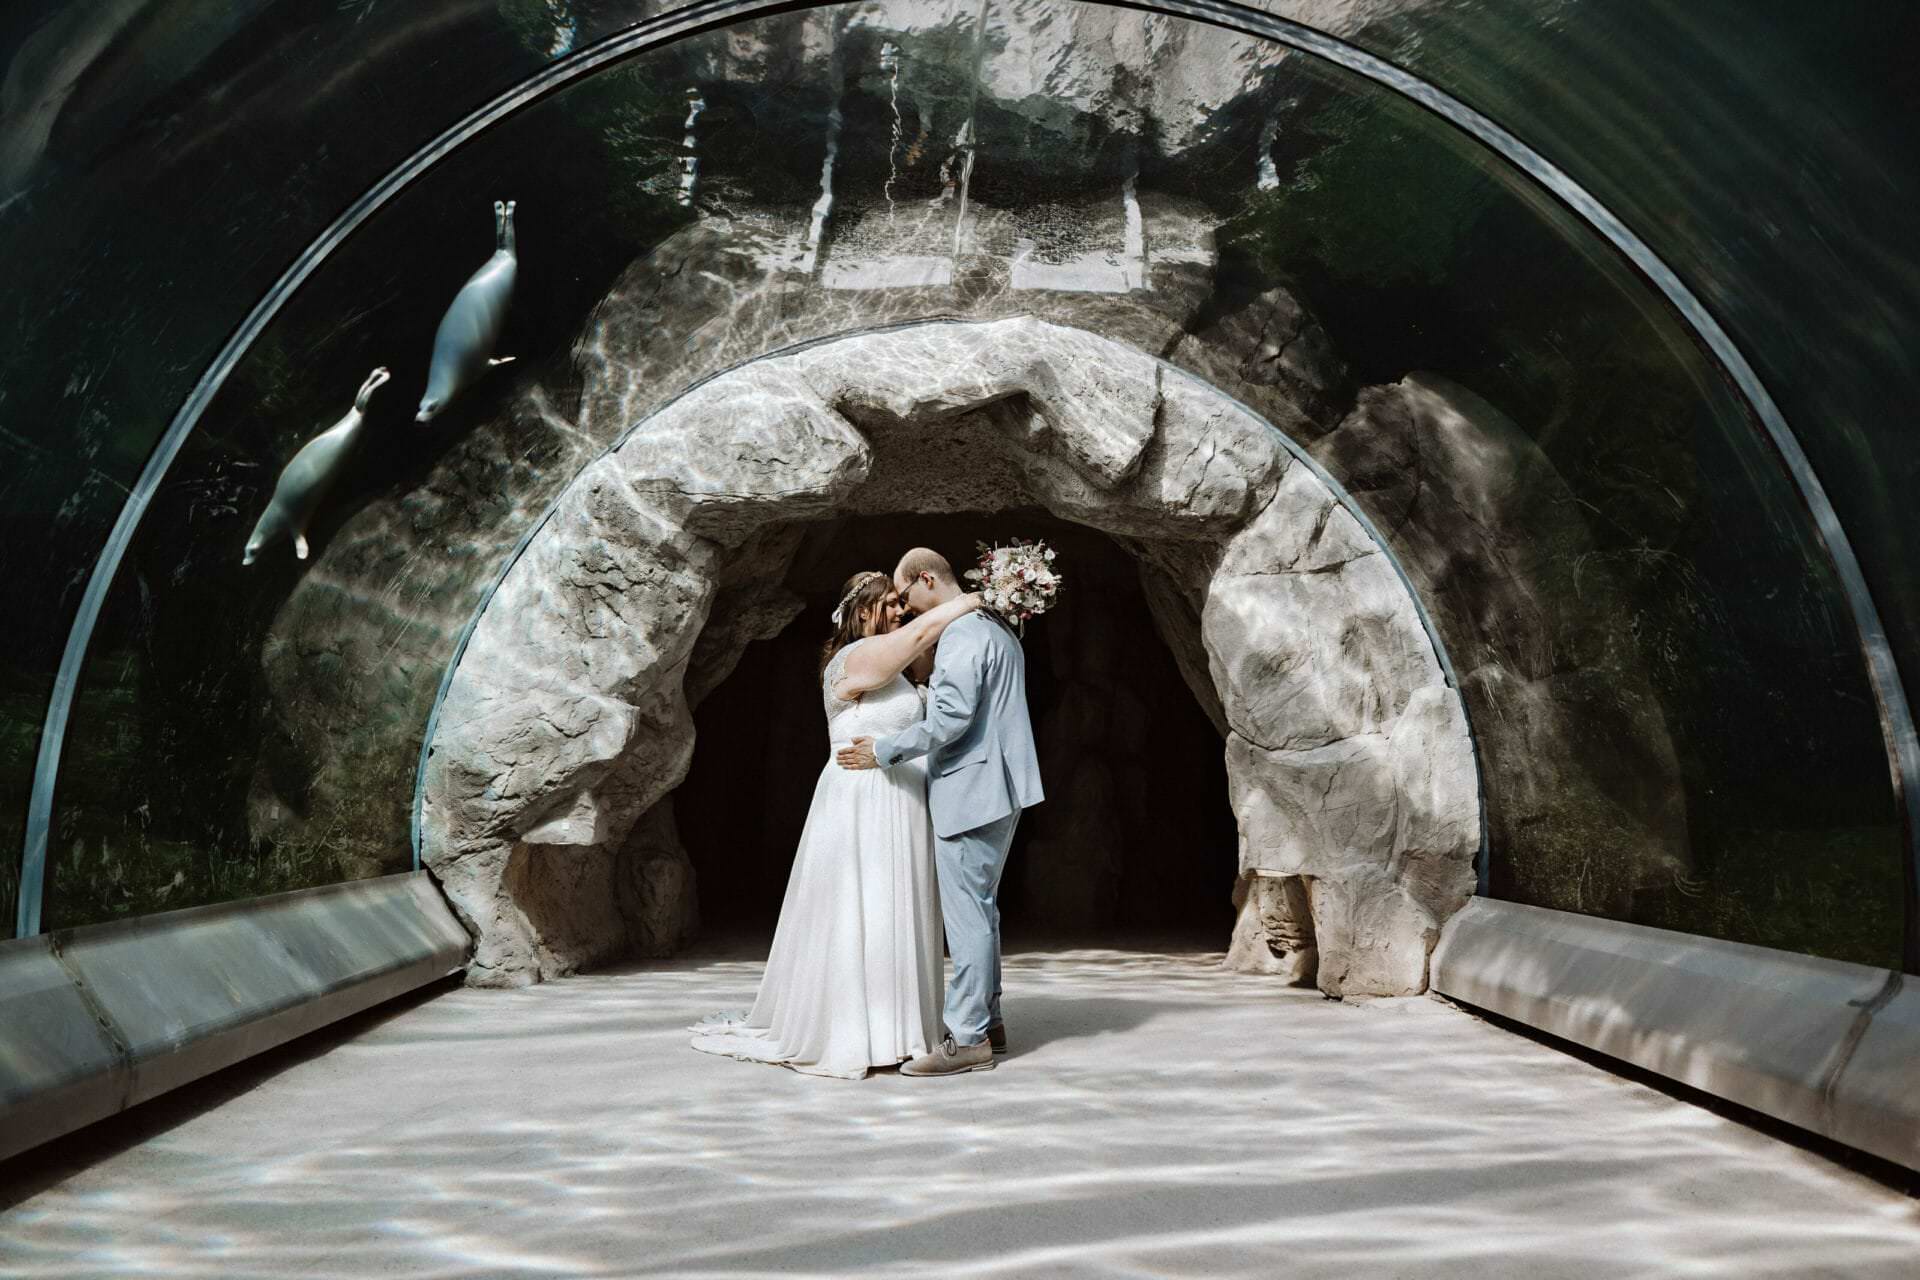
left=800, top=104, right=842, bottom=276
left=881, top=42, right=902, bottom=221
left=677, top=88, right=707, bottom=207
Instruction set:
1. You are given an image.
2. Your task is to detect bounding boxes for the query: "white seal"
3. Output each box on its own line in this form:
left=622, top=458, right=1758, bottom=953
left=415, top=199, right=518, bottom=422
left=243, top=366, right=391, bottom=565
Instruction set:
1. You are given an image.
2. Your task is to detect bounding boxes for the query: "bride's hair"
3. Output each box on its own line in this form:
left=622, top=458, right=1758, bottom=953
left=819, top=570, right=892, bottom=676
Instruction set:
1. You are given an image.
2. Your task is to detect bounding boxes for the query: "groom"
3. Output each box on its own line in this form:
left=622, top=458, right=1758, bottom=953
left=837, top=547, right=1044, bottom=1076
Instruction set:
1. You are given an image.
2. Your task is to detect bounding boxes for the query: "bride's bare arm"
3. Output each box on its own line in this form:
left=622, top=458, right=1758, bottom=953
left=835, top=593, right=982, bottom=699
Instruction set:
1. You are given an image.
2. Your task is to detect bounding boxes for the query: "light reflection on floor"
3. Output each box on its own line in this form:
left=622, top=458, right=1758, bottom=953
left=3, top=943, right=1918, bottom=1278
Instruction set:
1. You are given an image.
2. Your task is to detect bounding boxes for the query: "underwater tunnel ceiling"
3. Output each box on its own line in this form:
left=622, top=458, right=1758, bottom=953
left=1, top=0, right=1917, bottom=972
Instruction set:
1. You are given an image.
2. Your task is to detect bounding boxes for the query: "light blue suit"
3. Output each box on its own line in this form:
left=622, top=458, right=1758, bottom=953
left=875, top=609, right=1044, bottom=1045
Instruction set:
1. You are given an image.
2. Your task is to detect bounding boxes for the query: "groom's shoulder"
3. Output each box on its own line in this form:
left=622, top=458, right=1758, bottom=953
left=945, top=611, right=990, bottom=642
left=973, top=609, right=1022, bottom=648
left=942, top=611, right=999, bottom=649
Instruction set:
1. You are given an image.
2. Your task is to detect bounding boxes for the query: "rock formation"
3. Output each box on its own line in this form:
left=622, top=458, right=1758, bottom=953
left=422, top=317, right=1481, bottom=994
left=1310, top=375, right=1689, bottom=915
left=247, top=179, right=1688, bottom=999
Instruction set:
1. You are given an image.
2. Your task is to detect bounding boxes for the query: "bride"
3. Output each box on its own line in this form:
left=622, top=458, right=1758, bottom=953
left=690, top=570, right=984, bottom=1078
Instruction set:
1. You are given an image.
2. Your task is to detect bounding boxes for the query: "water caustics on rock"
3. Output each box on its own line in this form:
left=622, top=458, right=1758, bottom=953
left=4, top=0, right=1907, bottom=985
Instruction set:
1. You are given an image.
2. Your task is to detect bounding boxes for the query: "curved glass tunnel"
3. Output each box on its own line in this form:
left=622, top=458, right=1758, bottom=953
left=1, top=0, right=1915, bottom=983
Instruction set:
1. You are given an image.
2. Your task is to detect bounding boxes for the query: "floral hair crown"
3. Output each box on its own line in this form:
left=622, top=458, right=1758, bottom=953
left=830, top=572, right=887, bottom=627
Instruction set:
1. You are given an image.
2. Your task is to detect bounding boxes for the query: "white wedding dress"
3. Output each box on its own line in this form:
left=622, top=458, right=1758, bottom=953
left=689, top=638, right=945, bottom=1078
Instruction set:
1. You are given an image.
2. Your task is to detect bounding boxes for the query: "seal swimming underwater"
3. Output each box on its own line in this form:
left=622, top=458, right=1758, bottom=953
left=243, top=366, right=391, bottom=565
left=416, top=199, right=518, bottom=422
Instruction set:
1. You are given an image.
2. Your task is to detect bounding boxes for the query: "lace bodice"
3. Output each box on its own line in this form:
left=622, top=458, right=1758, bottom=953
left=822, top=639, right=925, bottom=745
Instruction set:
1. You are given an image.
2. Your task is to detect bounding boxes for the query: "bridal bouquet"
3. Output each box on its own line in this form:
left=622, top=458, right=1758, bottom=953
left=965, top=538, right=1063, bottom=632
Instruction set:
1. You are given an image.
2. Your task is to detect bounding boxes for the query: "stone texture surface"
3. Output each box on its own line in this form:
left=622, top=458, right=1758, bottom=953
left=615, top=801, right=701, bottom=959
left=243, top=0, right=1400, bottom=895
left=246, top=189, right=1228, bottom=895
left=1198, top=452, right=1479, bottom=994
left=1170, top=285, right=1353, bottom=432
left=1224, top=870, right=1318, bottom=983
left=421, top=457, right=719, bottom=983
left=1311, top=375, right=1689, bottom=914
left=620, top=364, right=874, bottom=546
left=257, top=202, right=1679, bottom=999
left=1132, top=541, right=1231, bottom=738
left=424, top=316, right=1479, bottom=994
left=974, top=0, right=1292, bottom=154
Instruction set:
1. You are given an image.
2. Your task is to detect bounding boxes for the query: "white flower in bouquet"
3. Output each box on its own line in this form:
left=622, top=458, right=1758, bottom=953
left=964, top=538, right=1063, bottom=632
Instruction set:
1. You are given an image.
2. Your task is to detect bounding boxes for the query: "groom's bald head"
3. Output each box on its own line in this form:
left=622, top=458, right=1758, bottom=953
left=894, top=547, right=959, bottom=613
left=895, top=548, right=955, bottom=588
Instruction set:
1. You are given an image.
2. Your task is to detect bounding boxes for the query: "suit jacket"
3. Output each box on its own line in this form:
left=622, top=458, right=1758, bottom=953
left=875, top=609, right=1044, bottom=839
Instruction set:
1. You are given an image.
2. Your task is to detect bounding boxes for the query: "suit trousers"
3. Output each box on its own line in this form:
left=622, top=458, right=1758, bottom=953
left=934, top=808, right=1020, bottom=1046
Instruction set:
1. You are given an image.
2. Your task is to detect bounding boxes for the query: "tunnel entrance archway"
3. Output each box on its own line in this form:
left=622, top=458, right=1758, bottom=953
left=677, top=511, right=1238, bottom=944
left=421, top=318, right=1480, bottom=994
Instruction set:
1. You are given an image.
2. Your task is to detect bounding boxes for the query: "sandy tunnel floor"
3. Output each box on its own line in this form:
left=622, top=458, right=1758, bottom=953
left=3, top=943, right=1917, bottom=1278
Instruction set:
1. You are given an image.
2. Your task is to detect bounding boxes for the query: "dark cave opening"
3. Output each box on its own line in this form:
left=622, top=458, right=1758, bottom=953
left=675, top=511, right=1238, bottom=946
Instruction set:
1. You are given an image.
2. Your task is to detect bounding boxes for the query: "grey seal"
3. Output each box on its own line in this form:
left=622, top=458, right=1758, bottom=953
left=415, top=199, right=517, bottom=422
left=243, top=366, right=391, bottom=565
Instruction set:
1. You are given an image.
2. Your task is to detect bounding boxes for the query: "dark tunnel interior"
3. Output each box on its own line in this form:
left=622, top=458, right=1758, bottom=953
left=676, top=513, right=1239, bottom=944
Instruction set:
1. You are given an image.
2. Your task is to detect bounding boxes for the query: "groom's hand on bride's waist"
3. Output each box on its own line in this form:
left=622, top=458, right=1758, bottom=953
left=837, top=737, right=879, bottom=770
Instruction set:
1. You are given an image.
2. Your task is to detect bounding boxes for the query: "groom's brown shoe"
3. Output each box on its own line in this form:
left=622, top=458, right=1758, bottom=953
left=901, top=1034, right=995, bottom=1076
left=988, top=1023, right=1007, bottom=1055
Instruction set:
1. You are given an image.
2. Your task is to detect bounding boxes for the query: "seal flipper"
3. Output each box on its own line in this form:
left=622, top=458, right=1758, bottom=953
left=496, top=197, right=515, bottom=254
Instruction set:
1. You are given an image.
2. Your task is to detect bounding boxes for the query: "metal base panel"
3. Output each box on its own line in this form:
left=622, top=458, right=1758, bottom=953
left=0, top=872, right=470, bottom=1163
left=1431, top=896, right=1916, bottom=1173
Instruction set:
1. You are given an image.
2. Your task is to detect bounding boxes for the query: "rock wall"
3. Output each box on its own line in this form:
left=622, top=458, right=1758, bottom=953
left=245, top=188, right=1227, bottom=903
left=1311, top=376, right=1689, bottom=914
left=212, top=0, right=1694, bottom=996
left=251, top=187, right=1685, bottom=994
left=423, top=317, right=1481, bottom=993
left=1130, top=452, right=1481, bottom=992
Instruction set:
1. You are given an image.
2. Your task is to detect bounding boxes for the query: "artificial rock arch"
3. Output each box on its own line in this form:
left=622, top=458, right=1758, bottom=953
left=420, top=318, right=1480, bottom=994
